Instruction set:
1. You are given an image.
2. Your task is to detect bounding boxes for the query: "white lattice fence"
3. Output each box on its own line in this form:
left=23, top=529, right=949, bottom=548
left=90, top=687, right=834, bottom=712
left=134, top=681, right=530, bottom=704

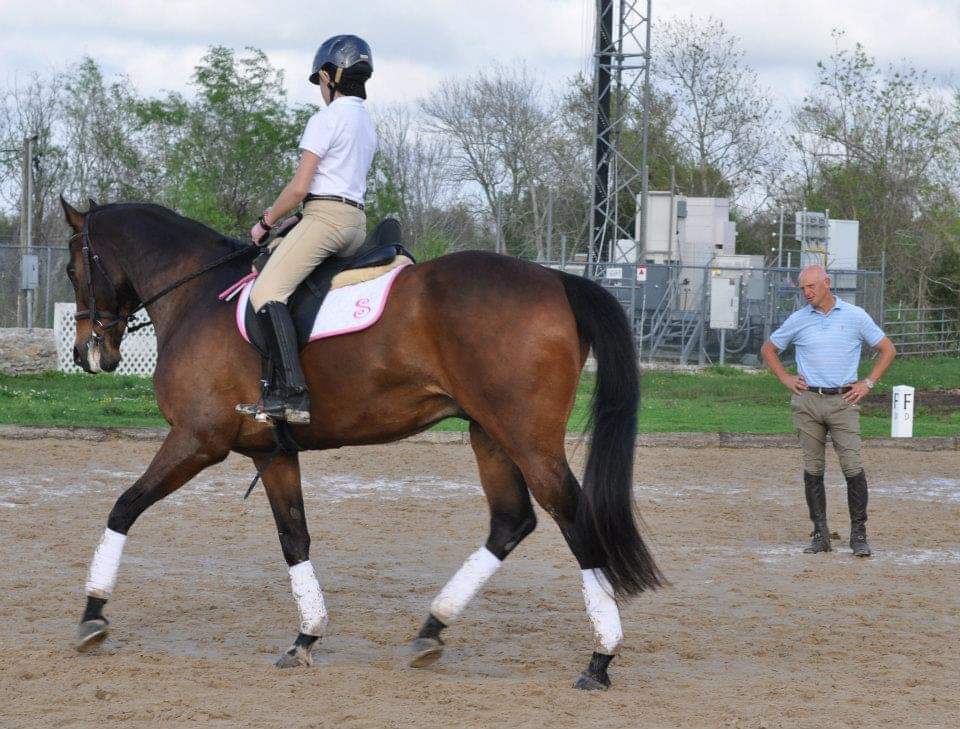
left=54, top=302, right=158, bottom=375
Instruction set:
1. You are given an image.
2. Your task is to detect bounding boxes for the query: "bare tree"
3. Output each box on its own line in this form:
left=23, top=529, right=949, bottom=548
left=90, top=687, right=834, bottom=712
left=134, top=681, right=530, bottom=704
left=654, top=15, right=783, bottom=209
left=374, top=104, right=455, bottom=246
left=0, top=72, right=68, bottom=245
left=420, top=63, right=555, bottom=257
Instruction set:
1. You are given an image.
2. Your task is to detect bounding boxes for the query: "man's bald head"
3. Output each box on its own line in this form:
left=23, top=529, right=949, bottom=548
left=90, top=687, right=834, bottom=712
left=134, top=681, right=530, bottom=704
left=798, top=264, right=834, bottom=310
left=798, top=265, right=829, bottom=286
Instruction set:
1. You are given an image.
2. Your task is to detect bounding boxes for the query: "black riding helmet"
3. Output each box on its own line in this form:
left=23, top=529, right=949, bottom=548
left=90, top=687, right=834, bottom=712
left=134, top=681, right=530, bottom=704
left=309, top=35, right=373, bottom=99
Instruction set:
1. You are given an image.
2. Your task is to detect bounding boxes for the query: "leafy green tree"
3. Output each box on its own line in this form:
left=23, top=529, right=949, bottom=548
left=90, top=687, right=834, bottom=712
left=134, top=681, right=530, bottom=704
left=134, top=46, right=309, bottom=236
left=789, top=32, right=959, bottom=307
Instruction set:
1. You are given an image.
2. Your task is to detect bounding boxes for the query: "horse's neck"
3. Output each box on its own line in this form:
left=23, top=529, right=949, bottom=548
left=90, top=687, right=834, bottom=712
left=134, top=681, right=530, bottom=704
left=124, top=232, right=238, bottom=342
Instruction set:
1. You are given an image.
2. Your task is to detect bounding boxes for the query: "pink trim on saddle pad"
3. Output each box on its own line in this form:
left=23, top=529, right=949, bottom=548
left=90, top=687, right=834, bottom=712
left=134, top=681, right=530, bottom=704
left=232, top=262, right=412, bottom=344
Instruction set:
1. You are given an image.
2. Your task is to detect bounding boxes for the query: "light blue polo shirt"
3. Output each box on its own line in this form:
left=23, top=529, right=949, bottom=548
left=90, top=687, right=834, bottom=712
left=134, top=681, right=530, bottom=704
left=769, top=298, right=886, bottom=388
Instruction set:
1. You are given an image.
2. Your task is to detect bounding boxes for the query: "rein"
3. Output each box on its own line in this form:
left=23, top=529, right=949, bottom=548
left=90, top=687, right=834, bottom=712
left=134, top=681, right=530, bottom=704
left=72, top=212, right=257, bottom=337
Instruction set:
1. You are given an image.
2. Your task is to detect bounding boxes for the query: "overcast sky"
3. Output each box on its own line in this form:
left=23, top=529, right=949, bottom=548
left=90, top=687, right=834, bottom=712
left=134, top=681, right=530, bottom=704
left=2, top=0, right=958, bottom=110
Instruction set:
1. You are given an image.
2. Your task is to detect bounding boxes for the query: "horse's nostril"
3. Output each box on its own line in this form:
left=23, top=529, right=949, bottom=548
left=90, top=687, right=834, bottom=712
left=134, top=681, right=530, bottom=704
left=73, top=346, right=82, bottom=365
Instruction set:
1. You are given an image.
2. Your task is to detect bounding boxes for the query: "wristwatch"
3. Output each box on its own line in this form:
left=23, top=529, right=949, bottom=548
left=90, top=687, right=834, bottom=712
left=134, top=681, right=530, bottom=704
left=863, top=378, right=875, bottom=389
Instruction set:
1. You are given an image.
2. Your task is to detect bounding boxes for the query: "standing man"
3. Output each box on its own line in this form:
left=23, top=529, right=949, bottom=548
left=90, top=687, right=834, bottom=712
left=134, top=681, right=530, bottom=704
left=761, top=265, right=896, bottom=557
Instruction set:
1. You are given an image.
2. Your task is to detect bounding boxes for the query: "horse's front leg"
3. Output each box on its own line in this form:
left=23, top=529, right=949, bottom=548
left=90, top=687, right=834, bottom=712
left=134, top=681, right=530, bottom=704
left=255, top=452, right=326, bottom=668
left=77, top=428, right=229, bottom=650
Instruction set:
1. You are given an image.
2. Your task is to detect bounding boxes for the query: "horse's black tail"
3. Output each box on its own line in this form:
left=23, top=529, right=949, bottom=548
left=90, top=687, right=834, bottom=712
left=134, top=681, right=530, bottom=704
left=560, top=271, right=663, bottom=598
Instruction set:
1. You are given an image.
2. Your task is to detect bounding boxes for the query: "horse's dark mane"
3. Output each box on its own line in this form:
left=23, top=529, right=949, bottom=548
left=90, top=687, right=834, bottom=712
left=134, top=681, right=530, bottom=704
left=92, top=202, right=244, bottom=250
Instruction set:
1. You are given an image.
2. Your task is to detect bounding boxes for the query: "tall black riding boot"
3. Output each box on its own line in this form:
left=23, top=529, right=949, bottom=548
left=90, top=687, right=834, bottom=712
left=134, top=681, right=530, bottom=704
left=802, top=471, right=831, bottom=553
left=254, top=302, right=311, bottom=424
left=846, top=470, right=871, bottom=557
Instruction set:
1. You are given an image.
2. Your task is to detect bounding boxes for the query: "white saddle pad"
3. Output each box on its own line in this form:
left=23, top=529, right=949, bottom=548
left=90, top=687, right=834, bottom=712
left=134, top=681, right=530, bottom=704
left=235, top=262, right=411, bottom=344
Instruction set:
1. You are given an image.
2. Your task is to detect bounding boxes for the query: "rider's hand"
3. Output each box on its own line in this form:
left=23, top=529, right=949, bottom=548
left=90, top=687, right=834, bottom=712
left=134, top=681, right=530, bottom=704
left=250, top=220, right=271, bottom=246
left=842, top=381, right=871, bottom=405
left=782, top=374, right=808, bottom=395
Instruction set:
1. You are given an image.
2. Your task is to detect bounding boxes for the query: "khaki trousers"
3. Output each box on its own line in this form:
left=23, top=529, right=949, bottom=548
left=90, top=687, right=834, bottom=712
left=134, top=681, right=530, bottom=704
left=790, top=391, right=863, bottom=477
left=249, top=199, right=366, bottom=310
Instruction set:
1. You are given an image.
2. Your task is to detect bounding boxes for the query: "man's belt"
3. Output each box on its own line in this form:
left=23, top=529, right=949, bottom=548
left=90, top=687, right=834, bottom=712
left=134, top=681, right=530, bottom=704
left=808, top=386, right=853, bottom=395
left=303, top=194, right=365, bottom=210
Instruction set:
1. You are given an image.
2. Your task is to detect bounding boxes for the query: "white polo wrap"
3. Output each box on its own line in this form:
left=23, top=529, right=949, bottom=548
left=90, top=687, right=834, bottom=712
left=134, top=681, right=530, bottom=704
left=430, top=547, right=502, bottom=624
left=289, top=561, right=328, bottom=636
left=581, top=568, right=623, bottom=654
left=85, top=528, right=127, bottom=599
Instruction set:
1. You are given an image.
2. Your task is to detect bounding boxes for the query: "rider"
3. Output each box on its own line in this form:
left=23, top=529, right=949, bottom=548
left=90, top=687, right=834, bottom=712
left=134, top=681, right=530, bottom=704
left=239, top=35, right=377, bottom=425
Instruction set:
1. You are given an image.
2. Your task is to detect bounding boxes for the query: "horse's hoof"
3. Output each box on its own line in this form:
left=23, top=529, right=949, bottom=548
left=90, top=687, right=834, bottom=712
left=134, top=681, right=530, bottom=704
left=274, top=644, right=312, bottom=669
left=76, top=619, right=109, bottom=652
left=408, top=637, right=444, bottom=668
left=574, top=671, right=611, bottom=691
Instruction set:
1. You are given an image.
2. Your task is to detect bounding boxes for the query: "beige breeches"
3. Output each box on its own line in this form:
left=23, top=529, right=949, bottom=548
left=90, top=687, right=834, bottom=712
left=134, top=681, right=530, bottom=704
left=790, top=391, right=863, bottom=477
left=249, top=199, right=366, bottom=310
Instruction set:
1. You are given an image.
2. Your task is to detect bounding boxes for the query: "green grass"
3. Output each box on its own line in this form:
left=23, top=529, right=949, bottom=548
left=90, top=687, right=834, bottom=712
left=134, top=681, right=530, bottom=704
left=629, top=358, right=960, bottom=437
left=1, top=357, right=957, bottom=436
left=0, top=372, right=160, bottom=428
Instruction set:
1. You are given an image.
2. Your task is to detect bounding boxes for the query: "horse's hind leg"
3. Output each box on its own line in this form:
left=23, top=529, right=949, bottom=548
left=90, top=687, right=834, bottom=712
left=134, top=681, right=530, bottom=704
left=77, top=428, right=229, bottom=650
left=513, top=452, right=623, bottom=690
left=409, top=422, right=536, bottom=667
left=254, top=452, right=327, bottom=669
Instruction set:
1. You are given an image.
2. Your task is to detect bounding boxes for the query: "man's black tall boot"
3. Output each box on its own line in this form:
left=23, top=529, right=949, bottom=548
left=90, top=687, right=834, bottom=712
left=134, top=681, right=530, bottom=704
left=802, top=471, right=831, bottom=553
left=255, top=302, right=311, bottom=424
left=846, top=470, right=871, bottom=557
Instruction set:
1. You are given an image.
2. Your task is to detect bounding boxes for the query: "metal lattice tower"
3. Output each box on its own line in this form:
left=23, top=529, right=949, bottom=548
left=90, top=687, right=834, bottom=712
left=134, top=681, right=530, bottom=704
left=589, top=0, right=652, bottom=268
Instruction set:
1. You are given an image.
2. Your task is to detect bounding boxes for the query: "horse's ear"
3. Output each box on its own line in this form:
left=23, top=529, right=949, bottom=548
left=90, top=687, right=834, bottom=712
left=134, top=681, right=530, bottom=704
left=87, top=197, right=99, bottom=211
left=61, top=195, right=84, bottom=232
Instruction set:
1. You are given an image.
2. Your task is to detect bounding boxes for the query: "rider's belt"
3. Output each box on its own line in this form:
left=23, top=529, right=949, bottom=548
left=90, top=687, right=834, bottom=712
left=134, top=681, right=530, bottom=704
left=808, top=386, right=853, bottom=395
left=303, top=194, right=365, bottom=211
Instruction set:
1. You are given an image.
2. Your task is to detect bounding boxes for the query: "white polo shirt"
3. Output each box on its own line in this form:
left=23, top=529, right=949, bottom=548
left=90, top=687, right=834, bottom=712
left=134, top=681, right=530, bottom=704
left=299, top=96, right=377, bottom=204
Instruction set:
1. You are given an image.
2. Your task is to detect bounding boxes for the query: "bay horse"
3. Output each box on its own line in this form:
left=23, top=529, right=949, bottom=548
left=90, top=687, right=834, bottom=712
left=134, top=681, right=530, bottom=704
left=61, top=199, right=661, bottom=690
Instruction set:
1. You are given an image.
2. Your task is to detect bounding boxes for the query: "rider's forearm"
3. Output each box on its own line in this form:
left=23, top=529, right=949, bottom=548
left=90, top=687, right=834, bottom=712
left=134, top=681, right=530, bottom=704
left=264, top=181, right=309, bottom=226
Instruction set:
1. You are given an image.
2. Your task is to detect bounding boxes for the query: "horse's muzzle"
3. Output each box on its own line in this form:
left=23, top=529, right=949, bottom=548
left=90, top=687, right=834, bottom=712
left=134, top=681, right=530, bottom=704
left=75, top=337, right=120, bottom=374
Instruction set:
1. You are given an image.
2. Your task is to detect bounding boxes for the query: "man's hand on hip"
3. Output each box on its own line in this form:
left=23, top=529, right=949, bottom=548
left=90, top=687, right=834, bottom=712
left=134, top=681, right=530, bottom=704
left=782, top=374, right=808, bottom=395
left=843, top=381, right=871, bottom=404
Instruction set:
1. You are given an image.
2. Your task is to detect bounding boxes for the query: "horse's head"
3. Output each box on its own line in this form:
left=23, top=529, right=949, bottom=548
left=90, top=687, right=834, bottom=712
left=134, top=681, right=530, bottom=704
left=61, top=197, right=133, bottom=373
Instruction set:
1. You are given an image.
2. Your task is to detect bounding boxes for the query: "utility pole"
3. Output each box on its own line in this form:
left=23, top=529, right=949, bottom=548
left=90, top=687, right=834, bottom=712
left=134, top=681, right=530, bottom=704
left=545, top=187, right=554, bottom=261
left=495, top=193, right=504, bottom=254
left=19, top=135, right=38, bottom=328
left=777, top=204, right=784, bottom=267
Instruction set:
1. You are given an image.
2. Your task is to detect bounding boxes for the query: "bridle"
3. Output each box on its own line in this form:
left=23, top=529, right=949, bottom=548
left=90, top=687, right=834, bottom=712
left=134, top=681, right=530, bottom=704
left=71, top=213, right=131, bottom=341
left=70, top=210, right=258, bottom=342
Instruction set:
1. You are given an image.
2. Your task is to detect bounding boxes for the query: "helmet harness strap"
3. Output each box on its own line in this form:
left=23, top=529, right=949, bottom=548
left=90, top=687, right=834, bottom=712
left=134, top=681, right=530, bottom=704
left=328, top=66, right=343, bottom=97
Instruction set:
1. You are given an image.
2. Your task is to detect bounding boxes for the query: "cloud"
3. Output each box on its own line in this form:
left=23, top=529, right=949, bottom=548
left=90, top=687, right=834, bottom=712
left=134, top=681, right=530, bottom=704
left=1, top=0, right=957, bottom=109
left=658, top=0, right=960, bottom=89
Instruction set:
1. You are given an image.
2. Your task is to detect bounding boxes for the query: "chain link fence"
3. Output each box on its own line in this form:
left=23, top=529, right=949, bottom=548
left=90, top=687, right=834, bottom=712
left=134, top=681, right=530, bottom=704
left=2, top=244, right=955, bottom=370
left=544, top=259, right=890, bottom=364
left=0, top=244, right=73, bottom=328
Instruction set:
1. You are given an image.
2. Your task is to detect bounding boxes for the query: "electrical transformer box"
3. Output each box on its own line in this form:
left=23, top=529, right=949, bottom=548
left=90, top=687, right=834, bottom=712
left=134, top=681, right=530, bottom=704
left=710, top=275, right=740, bottom=329
left=20, top=254, right=39, bottom=290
